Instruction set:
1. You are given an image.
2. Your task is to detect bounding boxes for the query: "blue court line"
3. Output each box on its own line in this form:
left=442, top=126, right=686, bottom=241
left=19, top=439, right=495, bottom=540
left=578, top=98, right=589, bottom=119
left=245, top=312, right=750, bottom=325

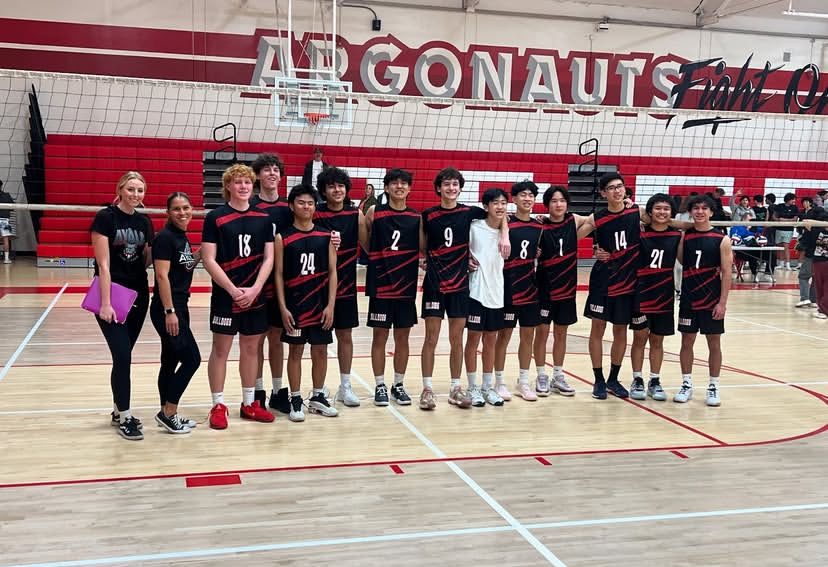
left=7, top=501, right=828, bottom=567
left=0, top=283, right=67, bottom=383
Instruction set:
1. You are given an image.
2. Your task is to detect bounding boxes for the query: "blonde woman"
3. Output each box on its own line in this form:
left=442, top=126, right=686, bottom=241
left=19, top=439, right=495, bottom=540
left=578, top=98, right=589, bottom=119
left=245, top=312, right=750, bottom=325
left=90, top=172, right=154, bottom=440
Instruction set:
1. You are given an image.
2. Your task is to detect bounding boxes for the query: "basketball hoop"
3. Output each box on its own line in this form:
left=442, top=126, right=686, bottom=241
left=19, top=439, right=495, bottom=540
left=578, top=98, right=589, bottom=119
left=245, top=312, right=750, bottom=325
left=304, top=112, right=330, bottom=126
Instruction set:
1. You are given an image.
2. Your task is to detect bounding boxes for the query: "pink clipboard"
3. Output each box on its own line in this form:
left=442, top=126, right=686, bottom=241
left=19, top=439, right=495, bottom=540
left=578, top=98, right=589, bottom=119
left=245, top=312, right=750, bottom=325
left=81, top=276, right=138, bottom=323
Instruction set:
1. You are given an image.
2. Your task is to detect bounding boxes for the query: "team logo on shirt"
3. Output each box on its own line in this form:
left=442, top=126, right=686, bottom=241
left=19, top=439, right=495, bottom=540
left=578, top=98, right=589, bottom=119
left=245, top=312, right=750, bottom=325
left=179, top=242, right=196, bottom=271
left=113, top=228, right=145, bottom=263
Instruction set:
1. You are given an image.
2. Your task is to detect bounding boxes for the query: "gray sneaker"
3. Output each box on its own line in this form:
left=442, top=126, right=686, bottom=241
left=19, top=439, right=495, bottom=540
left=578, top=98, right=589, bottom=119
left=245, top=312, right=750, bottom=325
left=469, top=386, right=485, bottom=407
left=551, top=374, right=575, bottom=397
left=673, top=382, right=693, bottom=403
left=630, top=377, right=646, bottom=400
left=535, top=374, right=551, bottom=397
left=647, top=379, right=667, bottom=401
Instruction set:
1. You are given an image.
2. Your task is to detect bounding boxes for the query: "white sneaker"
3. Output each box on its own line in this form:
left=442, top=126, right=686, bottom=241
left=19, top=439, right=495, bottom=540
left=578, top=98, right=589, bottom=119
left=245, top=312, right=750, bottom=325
left=2, top=257, right=10, bottom=264
left=535, top=374, right=551, bottom=397
left=289, top=395, right=305, bottom=422
left=308, top=393, right=338, bottom=417
left=673, top=382, right=693, bottom=403
left=482, top=387, right=504, bottom=406
left=335, top=385, right=361, bottom=407
left=814, top=311, right=828, bottom=320
left=796, top=300, right=812, bottom=308
left=495, top=383, right=512, bottom=401
left=706, top=384, right=721, bottom=407
left=515, top=380, right=538, bottom=401
left=468, top=386, right=485, bottom=407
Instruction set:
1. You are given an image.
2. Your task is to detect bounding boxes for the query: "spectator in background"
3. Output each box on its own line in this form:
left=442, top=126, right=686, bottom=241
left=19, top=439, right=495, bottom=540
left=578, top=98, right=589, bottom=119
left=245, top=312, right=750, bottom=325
left=301, top=147, right=328, bottom=189
left=816, top=191, right=827, bottom=210
left=752, top=194, right=768, bottom=223
left=732, top=195, right=755, bottom=223
left=712, top=188, right=729, bottom=220
left=775, top=193, right=799, bottom=270
left=357, top=183, right=377, bottom=266
left=0, top=180, right=15, bottom=264
left=797, top=196, right=819, bottom=308
left=801, top=196, right=814, bottom=216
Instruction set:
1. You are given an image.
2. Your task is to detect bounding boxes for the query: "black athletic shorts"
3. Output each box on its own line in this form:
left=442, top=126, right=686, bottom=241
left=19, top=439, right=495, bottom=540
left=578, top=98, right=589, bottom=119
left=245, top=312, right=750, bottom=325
left=539, top=299, right=578, bottom=326
left=678, top=308, right=724, bottom=335
left=630, top=311, right=675, bottom=336
left=280, top=325, right=333, bottom=345
left=466, top=298, right=505, bottom=332
left=333, top=296, right=359, bottom=330
left=584, top=293, right=634, bottom=325
left=266, top=297, right=283, bottom=329
left=367, top=297, right=418, bottom=329
left=502, top=303, right=542, bottom=328
left=421, top=285, right=470, bottom=319
left=210, top=307, right=269, bottom=336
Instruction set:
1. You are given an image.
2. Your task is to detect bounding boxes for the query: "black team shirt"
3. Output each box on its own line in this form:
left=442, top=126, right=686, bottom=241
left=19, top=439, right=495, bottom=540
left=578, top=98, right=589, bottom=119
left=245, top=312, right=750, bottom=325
left=538, top=213, right=578, bottom=302
left=590, top=207, right=641, bottom=297
left=636, top=226, right=681, bottom=314
left=314, top=203, right=359, bottom=300
left=281, top=225, right=332, bottom=328
left=422, top=203, right=486, bottom=294
left=366, top=203, right=420, bottom=300
left=680, top=228, right=724, bottom=311
left=503, top=215, right=543, bottom=306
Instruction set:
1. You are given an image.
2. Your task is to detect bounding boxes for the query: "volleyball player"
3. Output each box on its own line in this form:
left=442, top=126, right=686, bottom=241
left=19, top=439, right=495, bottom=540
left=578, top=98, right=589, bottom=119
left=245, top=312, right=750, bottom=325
left=314, top=167, right=367, bottom=408
left=465, top=188, right=509, bottom=406
left=249, top=153, right=293, bottom=414
left=365, top=169, right=419, bottom=407
left=628, top=194, right=682, bottom=401
left=420, top=167, right=510, bottom=410
left=90, top=171, right=154, bottom=440
left=534, top=186, right=585, bottom=398
left=202, top=164, right=275, bottom=429
left=150, top=192, right=201, bottom=433
left=676, top=194, right=733, bottom=407
left=275, top=184, right=339, bottom=422
left=493, top=181, right=543, bottom=401
left=578, top=173, right=640, bottom=400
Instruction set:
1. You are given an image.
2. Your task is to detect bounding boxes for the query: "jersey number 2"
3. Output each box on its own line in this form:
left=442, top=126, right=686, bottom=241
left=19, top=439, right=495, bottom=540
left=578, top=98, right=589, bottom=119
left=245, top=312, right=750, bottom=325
left=390, top=229, right=401, bottom=251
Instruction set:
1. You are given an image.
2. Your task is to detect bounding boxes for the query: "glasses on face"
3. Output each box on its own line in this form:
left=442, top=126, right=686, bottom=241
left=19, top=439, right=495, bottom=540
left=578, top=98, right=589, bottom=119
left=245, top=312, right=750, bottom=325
left=605, top=183, right=625, bottom=191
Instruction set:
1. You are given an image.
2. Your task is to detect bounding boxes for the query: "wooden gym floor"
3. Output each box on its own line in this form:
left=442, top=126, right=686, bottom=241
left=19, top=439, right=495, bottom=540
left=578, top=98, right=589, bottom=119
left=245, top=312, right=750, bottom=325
left=1, top=260, right=826, bottom=566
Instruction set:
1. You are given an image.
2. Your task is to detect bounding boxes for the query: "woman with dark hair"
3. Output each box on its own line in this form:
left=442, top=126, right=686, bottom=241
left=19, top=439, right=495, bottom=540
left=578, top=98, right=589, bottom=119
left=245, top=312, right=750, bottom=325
left=90, top=171, right=154, bottom=440
left=150, top=192, right=201, bottom=433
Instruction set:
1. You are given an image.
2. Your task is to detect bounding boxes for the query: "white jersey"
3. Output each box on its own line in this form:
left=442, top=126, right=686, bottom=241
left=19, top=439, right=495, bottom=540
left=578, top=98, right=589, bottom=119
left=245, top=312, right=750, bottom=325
left=468, top=219, right=504, bottom=308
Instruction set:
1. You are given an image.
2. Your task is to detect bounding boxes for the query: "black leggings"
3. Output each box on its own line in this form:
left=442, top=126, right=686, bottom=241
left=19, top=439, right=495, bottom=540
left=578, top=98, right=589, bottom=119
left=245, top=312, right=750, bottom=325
left=96, top=289, right=149, bottom=412
left=150, top=301, right=201, bottom=406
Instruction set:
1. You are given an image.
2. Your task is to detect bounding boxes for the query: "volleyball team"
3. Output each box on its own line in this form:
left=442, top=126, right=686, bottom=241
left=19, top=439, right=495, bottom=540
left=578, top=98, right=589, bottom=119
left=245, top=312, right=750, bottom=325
left=92, top=155, right=734, bottom=441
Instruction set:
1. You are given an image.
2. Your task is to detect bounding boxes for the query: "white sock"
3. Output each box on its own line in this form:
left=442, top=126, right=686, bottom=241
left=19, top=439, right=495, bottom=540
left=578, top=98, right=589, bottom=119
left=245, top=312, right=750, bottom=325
left=119, top=409, right=131, bottom=424
left=681, top=374, right=693, bottom=386
left=536, top=365, right=546, bottom=378
left=518, top=369, right=530, bottom=385
left=272, top=377, right=282, bottom=392
left=495, top=371, right=505, bottom=386
left=242, top=387, right=254, bottom=406
left=375, top=375, right=385, bottom=386
left=290, top=390, right=301, bottom=398
left=553, top=365, right=563, bottom=377
left=709, top=376, right=720, bottom=386
left=340, top=373, right=351, bottom=389
left=650, top=373, right=660, bottom=382
left=467, top=372, right=478, bottom=388
left=450, top=377, right=461, bottom=388
left=423, top=376, right=433, bottom=389
left=482, top=372, right=494, bottom=390
left=211, top=392, right=224, bottom=406
left=314, top=388, right=325, bottom=396
left=393, top=372, right=405, bottom=385
left=255, top=377, right=264, bottom=390
left=632, top=371, right=643, bottom=379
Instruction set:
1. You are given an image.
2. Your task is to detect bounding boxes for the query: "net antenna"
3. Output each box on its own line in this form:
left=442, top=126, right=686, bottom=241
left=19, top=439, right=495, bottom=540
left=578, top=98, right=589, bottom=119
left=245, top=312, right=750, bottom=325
left=276, top=0, right=353, bottom=129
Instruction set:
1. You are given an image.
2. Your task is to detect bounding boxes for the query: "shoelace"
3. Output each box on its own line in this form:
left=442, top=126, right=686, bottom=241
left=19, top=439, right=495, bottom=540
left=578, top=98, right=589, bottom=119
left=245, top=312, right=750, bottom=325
left=678, top=383, right=692, bottom=394
left=376, top=384, right=389, bottom=397
left=392, top=384, right=408, bottom=397
left=291, top=397, right=304, bottom=412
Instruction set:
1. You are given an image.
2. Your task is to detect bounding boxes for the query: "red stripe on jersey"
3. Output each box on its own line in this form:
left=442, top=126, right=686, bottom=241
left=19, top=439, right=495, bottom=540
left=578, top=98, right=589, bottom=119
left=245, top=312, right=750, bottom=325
left=220, top=253, right=263, bottom=272
left=429, top=243, right=466, bottom=257
left=254, top=201, right=289, bottom=210
left=684, top=266, right=719, bottom=277
left=215, top=210, right=268, bottom=228
left=683, top=231, right=724, bottom=242
left=637, top=267, right=672, bottom=276
left=594, top=207, right=639, bottom=228
left=608, top=280, right=636, bottom=295
left=692, top=297, right=719, bottom=310
left=550, top=280, right=576, bottom=301
left=638, top=273, right=673, bottom=295
left=286, top=271, right=327, bottom=288
left=426, top=207, right=470, bottom=221
left=540, top=251, right=577, bottom=267
left=639, top=295, right=675, bottom=313
left=640, top=230, right=681, bottom=239
left=315, top=210, right=358, bottom=219
left=298, top=279, right=329, bottom=307
left=282, top=230, right=330, bottom=247
left=373, top=209, right=420, bottom=221
left=504, top=257, right=536, bottom=270
left=368, top=248, right=418, bottom=260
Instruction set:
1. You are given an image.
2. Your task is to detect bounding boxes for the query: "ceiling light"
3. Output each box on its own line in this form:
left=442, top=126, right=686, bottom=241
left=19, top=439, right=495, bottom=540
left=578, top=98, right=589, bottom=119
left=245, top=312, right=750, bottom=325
left=783, top=0, right=828, bottom=19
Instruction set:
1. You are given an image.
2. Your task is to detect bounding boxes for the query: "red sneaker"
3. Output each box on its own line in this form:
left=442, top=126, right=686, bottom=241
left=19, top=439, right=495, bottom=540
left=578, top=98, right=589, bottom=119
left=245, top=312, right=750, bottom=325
left=240, top=400, right=275, bottom=423
left=209, top=403, right=229, bottom=430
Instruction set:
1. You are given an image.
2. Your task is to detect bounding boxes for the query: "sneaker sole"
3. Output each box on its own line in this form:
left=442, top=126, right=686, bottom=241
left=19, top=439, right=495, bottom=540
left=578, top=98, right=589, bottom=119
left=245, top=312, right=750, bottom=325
left=607, top=390, right=629, bottom=399
left=289, top=414, right=305, bottom=422
left=240, top=413, right=275, bottom=423
left=392, top=398, right=412, bottom=406
left=648, top=393, right=667, bottom=401
left=447, top=399, right=472, bottom=408
left=154, top=415, right=192, bottom=434
left=471, top=401, right=485, bottom=407
left=209, top=421, right=228, bottom=430
left=630, top=392, right=646, bottom=401
left=706, top=401, right=721, bottom=407
left=309, top=403, right=338, bottom=417
left=335, top=394, right=361, bottom=407
left=673, top=397, right=692, bottom=403
left=552, top=387, right=575, bottom=397
left=118, top=430, right=144, bottom=440
left=535, top=390, right=551, bottom=397
left=592, top=392, right=607, bottom=400
left=111, top=419, right=143, bottom=430
left=374, top=400, right=390, bottom=407
left=516, top=392, right=538, bottom=401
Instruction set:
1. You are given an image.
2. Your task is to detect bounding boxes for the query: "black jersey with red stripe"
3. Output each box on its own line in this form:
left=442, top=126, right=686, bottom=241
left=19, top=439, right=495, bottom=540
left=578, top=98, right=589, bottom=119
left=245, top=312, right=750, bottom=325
left=202, top=204, right=273, bottom=313
left=280, top=225, right=331, bottom=328
left=591, top=207, right=641, bottom=297
left=366, top=203, right=420, bottom=299
left=537, top=214, right=578, bottom=302
left=680, top=228, right=724, bottom=311
left=503, top=215, right=543, bottom=306
left=422, top=204, right=486, bottom=294
left=314, top=203, right=359, bottom=299
left=636, top=226, right=681, bottom=314
left=250, top=195, right=291, bottom=299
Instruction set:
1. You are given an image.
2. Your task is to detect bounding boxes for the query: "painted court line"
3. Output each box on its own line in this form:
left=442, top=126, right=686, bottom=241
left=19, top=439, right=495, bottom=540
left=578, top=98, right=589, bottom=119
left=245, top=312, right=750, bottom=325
left=7, top=501, right=828, bottom=567
left=0, top=283, right=67, bottom=384
left=349, top=371, right=567, bottom=567
left=728, top=316, right=828, bottom=342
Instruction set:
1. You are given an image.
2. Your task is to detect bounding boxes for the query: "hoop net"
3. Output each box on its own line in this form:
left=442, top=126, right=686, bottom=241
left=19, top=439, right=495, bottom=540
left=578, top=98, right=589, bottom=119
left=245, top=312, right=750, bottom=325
left=304, top=112, right=329, bottom=126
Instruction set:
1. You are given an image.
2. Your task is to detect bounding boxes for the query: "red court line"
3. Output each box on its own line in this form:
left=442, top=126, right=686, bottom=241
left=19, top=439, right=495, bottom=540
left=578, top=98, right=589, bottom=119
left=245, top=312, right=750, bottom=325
left=670, top=450, right=689, bottom=459
left=535, top=456, right=552, bottom=466
left=185, top=474, right=241, bottom=488
left=389, top=464, right=404, bottom=474
left=563, top=370, right=728, bottom=446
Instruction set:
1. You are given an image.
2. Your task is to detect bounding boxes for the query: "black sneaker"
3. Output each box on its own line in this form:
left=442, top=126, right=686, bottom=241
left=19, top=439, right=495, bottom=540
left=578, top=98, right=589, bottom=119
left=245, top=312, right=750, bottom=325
left=155, top=411, right=192, bottom=434
left=592, top=379, right=607, bottom=400
left=269, top=387, right=291, bottom=414
left=606, top=380, right=630, bottom=399
left=374, top=384, right=390, bottom=406
left=390, top=383, right=412, bottom=405
left=118, top=417, right=144, bottom=440
left=308, top=393, right=339, bottom=417
left=254, top=389, right=267, bottom=409
left=111, top=412, right=143, bottom=430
